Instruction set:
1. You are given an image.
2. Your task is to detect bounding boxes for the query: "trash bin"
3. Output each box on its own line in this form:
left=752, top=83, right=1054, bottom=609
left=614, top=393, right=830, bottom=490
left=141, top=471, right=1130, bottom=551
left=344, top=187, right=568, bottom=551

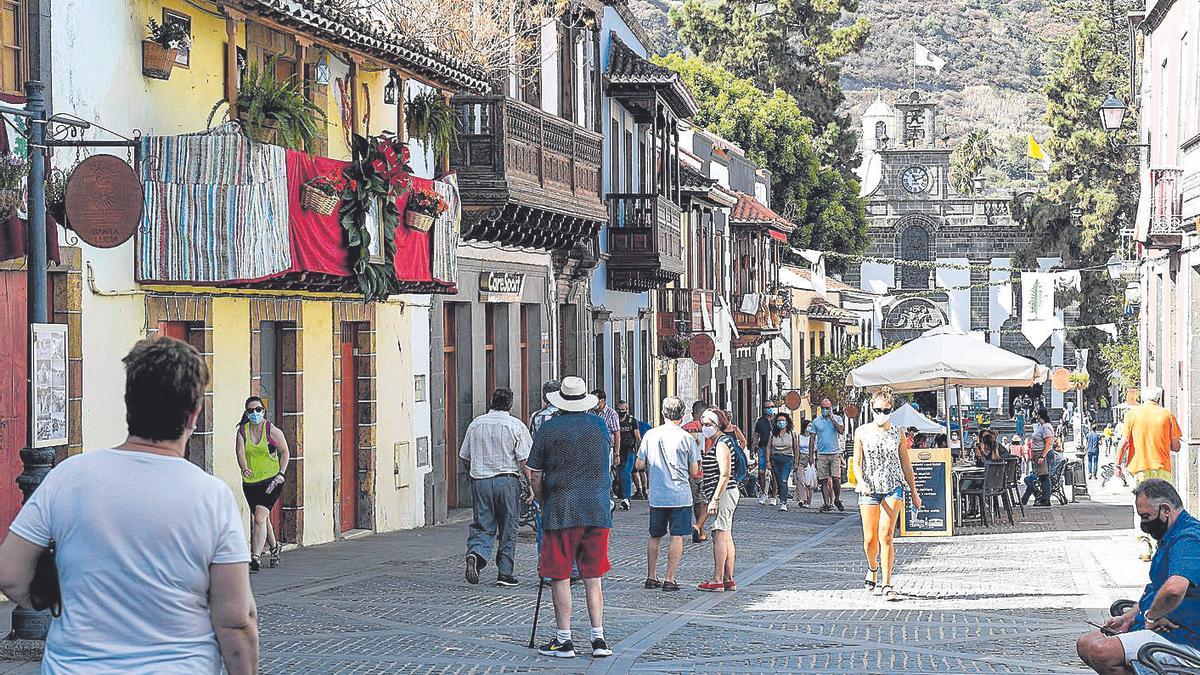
left=1067, top=459, right=1088, bottom=501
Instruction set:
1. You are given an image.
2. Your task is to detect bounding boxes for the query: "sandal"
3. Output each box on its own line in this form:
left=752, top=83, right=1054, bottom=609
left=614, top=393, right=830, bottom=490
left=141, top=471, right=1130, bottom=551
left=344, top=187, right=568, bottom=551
left=883, top=585, right=901, bottom=601
left=269, top=542, right=282, bottom=568
left=864, top=567, right=878, bottom=591
left=249, top=555, right=261, bottom=573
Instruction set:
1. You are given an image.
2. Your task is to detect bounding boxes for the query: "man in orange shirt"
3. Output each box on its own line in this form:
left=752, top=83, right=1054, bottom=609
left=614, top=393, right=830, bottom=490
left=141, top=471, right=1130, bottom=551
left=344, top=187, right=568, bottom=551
left=1117, top=387, right=1183, bottom=484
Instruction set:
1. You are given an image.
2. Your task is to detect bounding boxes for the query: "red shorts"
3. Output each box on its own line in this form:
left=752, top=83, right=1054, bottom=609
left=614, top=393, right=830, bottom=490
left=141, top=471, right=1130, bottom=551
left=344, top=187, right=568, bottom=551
left=539, top=527, right=611, bottom=580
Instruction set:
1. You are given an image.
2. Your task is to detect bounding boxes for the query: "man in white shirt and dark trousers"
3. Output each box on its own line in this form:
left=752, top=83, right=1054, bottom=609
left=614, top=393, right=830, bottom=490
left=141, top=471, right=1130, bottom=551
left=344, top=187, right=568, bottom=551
left=461, top=388, right=533, bottom=587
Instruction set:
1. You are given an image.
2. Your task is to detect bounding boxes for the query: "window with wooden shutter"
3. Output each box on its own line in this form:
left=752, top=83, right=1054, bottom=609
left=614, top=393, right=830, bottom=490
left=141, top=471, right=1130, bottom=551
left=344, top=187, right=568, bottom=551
left=0, top=0, right=26, bottom=98
left=246, top=22, right=298, bottom=81
left=557, top=23, right=574, bottom=122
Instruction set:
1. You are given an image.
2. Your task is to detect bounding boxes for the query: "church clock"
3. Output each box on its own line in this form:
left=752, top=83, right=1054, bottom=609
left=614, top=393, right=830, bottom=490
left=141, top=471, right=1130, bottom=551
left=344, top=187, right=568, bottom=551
left=901, top=165, right=931, bottom=194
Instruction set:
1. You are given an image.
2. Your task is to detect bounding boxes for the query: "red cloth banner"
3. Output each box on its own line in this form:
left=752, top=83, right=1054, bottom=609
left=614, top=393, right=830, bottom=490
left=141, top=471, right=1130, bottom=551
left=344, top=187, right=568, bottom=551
left=393, top=178, right=433, bottom=283
left=285, top=151, right=352, bottom=276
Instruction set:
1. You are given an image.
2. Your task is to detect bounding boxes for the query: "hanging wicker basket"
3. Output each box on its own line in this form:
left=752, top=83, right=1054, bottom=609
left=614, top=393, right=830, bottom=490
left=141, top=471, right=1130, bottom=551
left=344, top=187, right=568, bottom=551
left=405, top=210, right=436, bottom=233
left=142, top=40, right=179, bottom=80
left=0, top=188, right=23, bottom=220
left=300, top=182, right=339, bottom=216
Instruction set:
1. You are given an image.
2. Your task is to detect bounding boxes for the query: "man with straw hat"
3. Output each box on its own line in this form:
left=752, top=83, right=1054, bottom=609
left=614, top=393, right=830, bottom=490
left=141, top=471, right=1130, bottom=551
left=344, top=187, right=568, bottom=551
left=527, top=377, right=614, bottom=659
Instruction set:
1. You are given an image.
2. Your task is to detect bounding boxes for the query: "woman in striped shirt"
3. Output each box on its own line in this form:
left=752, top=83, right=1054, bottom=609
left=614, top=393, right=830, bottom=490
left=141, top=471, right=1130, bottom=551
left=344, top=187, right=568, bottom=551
left=698, top=408, right=740, bottom=592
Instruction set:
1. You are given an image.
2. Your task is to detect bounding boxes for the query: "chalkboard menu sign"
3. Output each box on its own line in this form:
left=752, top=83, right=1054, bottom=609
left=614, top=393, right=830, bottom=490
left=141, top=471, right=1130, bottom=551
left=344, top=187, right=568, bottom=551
left=901, top=447, right=954, bottom=537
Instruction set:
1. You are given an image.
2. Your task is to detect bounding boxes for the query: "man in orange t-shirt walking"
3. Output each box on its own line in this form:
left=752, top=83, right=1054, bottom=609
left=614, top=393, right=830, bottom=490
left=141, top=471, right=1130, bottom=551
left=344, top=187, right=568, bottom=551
left=1117, top=387, right=1183, bottom=484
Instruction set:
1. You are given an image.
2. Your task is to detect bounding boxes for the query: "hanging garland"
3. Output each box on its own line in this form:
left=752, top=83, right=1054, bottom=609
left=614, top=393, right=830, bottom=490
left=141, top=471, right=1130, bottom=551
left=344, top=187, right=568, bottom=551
left=337, top=132, right=414, bottom=301
left=809, top=249, right=1112, bottom=275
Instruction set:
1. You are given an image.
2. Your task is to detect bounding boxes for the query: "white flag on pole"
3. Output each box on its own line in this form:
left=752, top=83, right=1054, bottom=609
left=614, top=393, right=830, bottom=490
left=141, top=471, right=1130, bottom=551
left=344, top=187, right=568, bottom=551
left=914, top=42, right=947, bottom=73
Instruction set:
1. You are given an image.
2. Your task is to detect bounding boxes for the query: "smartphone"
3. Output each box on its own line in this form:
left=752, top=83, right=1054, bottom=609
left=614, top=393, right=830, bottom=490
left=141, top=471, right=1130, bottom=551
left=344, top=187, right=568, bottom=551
left=1085, top=619, right=1117, bottom=637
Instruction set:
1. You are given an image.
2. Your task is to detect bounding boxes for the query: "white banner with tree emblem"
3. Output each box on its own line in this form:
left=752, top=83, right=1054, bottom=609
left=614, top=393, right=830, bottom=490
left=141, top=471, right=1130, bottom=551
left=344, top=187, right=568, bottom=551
left=1020, top=272, right=1057, bottom=348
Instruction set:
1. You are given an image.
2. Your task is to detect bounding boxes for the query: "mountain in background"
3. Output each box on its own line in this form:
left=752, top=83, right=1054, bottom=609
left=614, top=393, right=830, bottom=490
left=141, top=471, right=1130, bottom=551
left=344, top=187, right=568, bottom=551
left=629, top=0, right=1081, bottom=183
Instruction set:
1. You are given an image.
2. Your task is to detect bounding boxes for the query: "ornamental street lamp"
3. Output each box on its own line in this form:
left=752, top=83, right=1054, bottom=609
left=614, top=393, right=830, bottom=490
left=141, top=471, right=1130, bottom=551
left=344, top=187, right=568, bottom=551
left=1098, top=90, right=1127, bottom=132
left=384, top=70, right=399, bottom=105
left=1106, top=253, right=1123, bottom=280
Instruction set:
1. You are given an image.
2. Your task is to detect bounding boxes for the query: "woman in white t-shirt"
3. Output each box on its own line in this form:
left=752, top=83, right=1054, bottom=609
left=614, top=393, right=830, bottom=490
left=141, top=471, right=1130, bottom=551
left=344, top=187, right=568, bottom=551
left=0, top=337, right=258, bottom=674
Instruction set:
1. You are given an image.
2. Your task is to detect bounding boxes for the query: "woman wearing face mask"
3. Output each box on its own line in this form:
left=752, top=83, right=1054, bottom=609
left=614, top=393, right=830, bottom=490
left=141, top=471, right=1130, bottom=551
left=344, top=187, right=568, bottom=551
left=697, top=408, right=740, bottom=592
left=768, top=412, right=800, bottom=512
left=853, top=387, right=922, bottom=601
left=236, top=396, right=290, bottom=572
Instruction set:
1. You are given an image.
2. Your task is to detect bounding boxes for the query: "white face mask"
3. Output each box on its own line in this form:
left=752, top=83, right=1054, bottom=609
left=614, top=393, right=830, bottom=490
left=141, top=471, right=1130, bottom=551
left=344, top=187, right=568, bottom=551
left=701, top=426, right=717, bottom=439
left=873, top=411, right=890, bottom=425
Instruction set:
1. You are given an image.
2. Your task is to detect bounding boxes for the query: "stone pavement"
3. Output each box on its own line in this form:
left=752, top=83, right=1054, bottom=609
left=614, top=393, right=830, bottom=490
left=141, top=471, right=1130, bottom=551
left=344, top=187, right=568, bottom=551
left=0, top=479, right=1152, bottom=673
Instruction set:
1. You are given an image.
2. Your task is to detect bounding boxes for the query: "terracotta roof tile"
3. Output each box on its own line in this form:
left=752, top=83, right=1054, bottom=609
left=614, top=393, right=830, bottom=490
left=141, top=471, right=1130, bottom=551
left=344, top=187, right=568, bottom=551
left=731, top=192, right=794, bottom=232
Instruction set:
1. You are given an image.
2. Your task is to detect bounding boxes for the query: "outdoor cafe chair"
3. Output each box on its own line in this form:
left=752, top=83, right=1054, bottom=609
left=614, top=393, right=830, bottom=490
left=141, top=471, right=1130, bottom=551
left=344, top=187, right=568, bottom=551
left=959, top=461, right=1012, bottom=527
left=1004, top=456, right=1024, bottom=518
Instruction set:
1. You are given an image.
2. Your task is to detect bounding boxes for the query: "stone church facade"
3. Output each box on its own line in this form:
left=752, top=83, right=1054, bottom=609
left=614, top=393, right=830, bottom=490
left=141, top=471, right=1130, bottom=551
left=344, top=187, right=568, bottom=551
left=845, top=90, right=1068, bottom=414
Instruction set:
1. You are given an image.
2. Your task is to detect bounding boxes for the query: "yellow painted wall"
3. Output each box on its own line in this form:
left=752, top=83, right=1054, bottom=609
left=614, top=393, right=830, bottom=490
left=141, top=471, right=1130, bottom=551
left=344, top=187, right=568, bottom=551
left=301, top=302, right=335, bottom=544
left=373, top=302, right=423, bottom=531
left=211, top=298, right=252, bottom=525
left=142, top=0, right=240, bottom=135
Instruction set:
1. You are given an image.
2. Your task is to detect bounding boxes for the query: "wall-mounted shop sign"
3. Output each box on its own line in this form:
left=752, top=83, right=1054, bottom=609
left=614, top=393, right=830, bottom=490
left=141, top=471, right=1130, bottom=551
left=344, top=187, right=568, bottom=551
left=479, top=271, right=524, bottom=303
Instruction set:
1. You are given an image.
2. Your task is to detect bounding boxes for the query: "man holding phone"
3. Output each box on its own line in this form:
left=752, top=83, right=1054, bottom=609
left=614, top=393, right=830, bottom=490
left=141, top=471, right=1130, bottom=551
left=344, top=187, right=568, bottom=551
left=1077, top=480, right=1200, bottom=673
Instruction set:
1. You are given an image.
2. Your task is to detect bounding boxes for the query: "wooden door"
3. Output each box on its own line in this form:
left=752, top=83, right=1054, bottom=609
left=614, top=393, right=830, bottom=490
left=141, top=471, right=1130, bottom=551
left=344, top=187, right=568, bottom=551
left=339, top=329, right=358, bottom=532
left=0, top=271, right=26, bottom=537
left=443, top=308, right=459, bottom=509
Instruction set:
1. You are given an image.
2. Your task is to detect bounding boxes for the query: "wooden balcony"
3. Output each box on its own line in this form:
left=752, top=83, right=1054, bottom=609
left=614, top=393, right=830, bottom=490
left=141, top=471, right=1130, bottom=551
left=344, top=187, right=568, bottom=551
left=656, top=288, right=715, bottom=337
left=732, top=292, right=784, bottom=347
left=606, top=193, right=684, bottom=292
left=450, top=95, right=607, bottom=250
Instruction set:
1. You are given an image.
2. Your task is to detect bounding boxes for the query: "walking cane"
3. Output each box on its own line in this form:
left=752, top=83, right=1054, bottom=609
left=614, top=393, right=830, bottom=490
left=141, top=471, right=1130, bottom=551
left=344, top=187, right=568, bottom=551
left=528, top=503, right=543, bottom=649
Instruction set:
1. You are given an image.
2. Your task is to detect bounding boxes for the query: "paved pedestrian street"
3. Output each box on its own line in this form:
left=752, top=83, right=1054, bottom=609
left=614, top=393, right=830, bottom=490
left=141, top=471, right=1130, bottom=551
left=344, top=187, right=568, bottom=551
left=0, top=482, right=1150, bottom=673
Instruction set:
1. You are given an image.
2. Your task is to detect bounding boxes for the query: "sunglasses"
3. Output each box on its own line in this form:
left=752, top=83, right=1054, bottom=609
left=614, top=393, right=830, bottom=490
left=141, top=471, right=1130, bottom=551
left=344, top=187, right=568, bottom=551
left=248, top=406, right=265, bottom=413
left=872, top=407, right=891, bottom=414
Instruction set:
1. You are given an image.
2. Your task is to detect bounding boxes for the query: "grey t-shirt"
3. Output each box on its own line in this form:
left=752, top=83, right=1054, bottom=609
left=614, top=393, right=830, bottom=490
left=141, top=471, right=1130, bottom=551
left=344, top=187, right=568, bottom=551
left=637, top=423, right=702, bottom=509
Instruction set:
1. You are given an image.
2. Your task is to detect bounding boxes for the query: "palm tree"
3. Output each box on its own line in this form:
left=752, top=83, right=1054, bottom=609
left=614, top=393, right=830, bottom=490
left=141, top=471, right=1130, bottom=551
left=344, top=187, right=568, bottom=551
left=950, top=130, right=998, bottom=195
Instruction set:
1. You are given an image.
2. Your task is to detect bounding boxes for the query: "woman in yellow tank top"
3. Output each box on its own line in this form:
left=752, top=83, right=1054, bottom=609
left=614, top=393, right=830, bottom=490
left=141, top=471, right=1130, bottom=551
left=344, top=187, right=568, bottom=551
left=235, top=396, right=291, bottom=572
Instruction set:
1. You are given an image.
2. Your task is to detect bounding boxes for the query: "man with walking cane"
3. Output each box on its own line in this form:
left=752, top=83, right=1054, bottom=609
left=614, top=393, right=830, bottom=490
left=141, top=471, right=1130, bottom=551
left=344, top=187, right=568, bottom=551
left=526, top=377, right=614, bottom=659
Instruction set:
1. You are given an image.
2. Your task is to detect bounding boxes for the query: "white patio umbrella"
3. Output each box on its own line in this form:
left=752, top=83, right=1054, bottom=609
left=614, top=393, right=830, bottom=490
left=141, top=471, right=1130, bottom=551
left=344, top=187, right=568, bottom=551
left=847, top=326, right=1049, bottom=439
left=888, top=403, right=944, bottom=434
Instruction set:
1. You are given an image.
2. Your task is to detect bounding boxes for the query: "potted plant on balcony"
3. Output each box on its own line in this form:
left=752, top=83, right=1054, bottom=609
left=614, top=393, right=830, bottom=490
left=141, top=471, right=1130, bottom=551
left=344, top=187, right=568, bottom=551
left=300, top=174, right=344, bottom=216
left=658, top=335, right=690, bottom=360
left=208, top=58, right=325, bottom=151
left=142, top=18, right=191, bottom=80
left=0, top=153, right=28, bottom=220
left=405, top=187, right=446, bottom=232
left=405, top=92, right=455, bottom=161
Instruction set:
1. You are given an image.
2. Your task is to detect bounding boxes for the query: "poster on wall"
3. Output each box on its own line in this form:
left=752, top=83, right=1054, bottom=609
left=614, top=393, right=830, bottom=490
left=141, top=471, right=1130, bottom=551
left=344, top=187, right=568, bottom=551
left=31, top=323, right=68, bottom=448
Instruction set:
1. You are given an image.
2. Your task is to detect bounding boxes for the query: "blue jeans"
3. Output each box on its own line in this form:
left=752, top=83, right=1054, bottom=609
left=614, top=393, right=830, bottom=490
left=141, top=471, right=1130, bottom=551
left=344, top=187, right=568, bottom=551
left=1087, top=452, right=1099, bottom=476
left=771, top=455, right=794, bottom=503
left=468, top=474, right=520, bottom=576
left=617, top=450, right=635, bottom=499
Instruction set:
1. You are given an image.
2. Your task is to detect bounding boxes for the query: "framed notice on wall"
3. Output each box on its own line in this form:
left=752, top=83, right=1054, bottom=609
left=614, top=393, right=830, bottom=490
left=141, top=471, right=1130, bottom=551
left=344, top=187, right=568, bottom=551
left=31, top=323, right=68, bottom=448
left=900, top=447, right=953, bottom=537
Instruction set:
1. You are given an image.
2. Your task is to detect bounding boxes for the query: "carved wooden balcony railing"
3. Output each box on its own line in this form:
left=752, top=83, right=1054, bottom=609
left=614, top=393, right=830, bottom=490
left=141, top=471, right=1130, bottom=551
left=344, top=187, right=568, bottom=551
left=450, top=94, right=607, bottom=250
left=606, top=192, right=684, bottom=292
left=656, top=288, right=715, bottom=337
left=732, top=292, right=784, bottom=341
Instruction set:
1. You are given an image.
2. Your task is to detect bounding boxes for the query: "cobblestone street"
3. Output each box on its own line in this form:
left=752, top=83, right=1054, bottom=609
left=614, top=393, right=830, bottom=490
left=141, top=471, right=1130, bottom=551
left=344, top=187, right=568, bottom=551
left=0, top=481, right=1148, bottom=674
left=239, top=480, right=1143, bottom=674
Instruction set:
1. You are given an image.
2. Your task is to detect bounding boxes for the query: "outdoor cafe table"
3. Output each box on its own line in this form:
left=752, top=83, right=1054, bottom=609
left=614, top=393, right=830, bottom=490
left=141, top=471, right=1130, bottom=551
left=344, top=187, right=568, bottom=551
left=951, top=464, right=984, bottom=529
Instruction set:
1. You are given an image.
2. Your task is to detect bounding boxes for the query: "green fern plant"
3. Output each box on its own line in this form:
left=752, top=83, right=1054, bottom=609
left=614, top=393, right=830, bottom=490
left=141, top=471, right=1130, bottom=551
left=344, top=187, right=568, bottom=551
left=208, top=58, right=325, bottom=151
left=405, top=92, right=455, bottom=159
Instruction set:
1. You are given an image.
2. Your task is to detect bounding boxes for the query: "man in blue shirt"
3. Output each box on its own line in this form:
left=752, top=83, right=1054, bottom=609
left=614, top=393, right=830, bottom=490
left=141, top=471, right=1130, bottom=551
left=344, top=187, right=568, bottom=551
left=1077, top=479, right=1200, bottom=673
left=528, top=377, right=614, bottom=659
left=808, top=398, right=845, bottom=512
left=1086, top=425, right=1102, bottom=480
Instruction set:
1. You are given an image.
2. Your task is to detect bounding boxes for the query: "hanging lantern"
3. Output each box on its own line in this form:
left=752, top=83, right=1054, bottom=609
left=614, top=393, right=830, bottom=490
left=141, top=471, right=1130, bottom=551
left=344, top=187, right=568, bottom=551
left=314, top=52, right=330, bottom=86
left=384, top=70, right=398, bottom=105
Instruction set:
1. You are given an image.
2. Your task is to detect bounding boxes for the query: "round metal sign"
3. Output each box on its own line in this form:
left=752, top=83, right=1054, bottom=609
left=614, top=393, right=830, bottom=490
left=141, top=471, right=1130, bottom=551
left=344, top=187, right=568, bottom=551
left=64, top=155, right=143, bottom=249
left=1051, top=367, right=1072, bottom=394
left=688, top=334, right=715, bottom=366
left=784, top=390, right=802, bottom=411
left=844, top=403, right=860, bottom=419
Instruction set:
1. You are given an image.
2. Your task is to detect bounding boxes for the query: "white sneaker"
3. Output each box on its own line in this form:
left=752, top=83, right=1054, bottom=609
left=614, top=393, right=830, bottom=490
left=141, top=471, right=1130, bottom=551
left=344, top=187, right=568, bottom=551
left=768, top=497, right=778, bottom=507
left=779, top=502, right=788, bottom=512
left=759, top=495, right=768, bottom=506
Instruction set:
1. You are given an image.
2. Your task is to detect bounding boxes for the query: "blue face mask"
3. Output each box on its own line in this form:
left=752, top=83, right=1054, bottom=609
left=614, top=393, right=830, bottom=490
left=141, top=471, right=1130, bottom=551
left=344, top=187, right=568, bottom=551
left=248, top=411, right=265, bottom=425
left=775, top=420, right=786, bottom=430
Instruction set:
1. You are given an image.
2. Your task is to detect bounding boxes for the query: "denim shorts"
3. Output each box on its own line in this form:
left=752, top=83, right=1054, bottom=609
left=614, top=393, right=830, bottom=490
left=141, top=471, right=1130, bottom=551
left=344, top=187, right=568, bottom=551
left=649, top=506, right=693, bottom=538
left=858, top=484, right=905, bottom=506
